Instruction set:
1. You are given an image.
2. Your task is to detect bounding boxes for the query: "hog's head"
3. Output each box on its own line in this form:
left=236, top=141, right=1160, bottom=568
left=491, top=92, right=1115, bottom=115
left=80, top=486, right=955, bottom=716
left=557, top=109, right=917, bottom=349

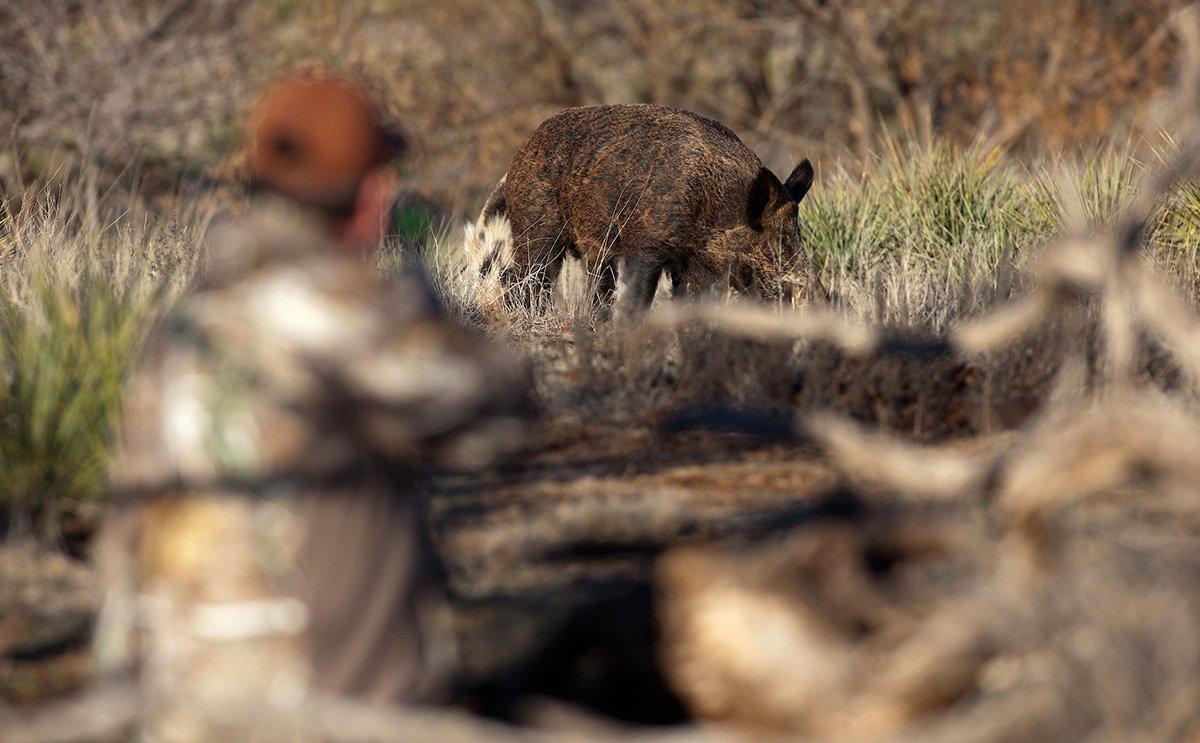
left=735, top=159, right=822, bottom=304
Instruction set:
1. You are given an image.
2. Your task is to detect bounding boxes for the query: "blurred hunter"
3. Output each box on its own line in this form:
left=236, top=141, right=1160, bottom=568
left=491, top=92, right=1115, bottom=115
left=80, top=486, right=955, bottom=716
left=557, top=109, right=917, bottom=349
left=93, top=75, right=532, bottom=733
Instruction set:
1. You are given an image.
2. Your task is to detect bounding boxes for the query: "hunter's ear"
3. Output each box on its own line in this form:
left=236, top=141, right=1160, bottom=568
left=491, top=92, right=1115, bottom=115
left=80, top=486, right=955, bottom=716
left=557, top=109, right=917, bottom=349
left=746, top=168, right=782, bottom=232
left=784, top=159, right=815, bottom=203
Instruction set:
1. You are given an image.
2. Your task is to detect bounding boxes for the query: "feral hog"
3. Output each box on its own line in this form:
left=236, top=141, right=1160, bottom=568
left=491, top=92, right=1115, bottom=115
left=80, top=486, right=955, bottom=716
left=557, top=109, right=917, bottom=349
left=474, top=104, right=823, bottom=318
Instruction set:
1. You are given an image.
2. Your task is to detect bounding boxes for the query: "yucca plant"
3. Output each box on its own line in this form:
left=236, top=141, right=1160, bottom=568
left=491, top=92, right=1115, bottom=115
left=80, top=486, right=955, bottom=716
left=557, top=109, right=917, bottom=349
left=798, top=164, right=895, bottom=275
left=0, top=271, right=162, bottom=526
left=0, top=181, right=204, bottom=534
left=1151, top=134, right=1200, bottom=265
left=1026, top=144, right=1142, bottom=235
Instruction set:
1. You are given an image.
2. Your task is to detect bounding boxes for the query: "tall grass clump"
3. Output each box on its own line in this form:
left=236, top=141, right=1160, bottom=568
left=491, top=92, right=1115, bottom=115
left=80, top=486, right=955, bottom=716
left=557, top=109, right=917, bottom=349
left=799, top=136, right=1050, bottom=328
left=1148, top=136, right=1200, bottom=278
left=876, top=136, right=1033, bottom=264
left=1018, top=143, right=1143, bottom=242
left=793, top=135, right=1200, bottom=330
left=0, top=189, right=205, bottom=532
left=1157, top=180, right=1200, bottom=260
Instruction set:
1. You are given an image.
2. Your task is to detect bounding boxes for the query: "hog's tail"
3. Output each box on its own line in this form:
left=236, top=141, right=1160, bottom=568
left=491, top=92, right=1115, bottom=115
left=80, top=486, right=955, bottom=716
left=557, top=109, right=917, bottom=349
left=473, top=176, right=511, bottom=277
left=479, top=174, right=507, bottom=226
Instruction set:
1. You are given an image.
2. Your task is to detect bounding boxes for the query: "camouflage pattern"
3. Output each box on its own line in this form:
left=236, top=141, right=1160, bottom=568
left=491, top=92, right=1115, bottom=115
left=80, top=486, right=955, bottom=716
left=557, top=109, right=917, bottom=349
left=95, top=198, right=532, bottom=737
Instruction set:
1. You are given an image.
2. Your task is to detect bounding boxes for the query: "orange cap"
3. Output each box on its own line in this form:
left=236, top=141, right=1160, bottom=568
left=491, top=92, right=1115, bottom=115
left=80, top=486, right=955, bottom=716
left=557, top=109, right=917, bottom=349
left=245, top=75, right=404, bottom=215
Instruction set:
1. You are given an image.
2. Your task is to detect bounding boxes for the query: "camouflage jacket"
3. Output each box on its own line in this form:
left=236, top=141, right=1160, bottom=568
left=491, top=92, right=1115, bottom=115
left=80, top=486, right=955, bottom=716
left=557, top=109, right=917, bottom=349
left=98, top=202, right=533, bottom=721
left=111, top=202, right=532, bottom=496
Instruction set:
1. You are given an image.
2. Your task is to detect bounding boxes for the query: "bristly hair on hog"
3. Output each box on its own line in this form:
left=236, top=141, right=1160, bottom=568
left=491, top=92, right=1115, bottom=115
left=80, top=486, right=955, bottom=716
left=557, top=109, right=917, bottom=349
left=469, top=104, right=825, bottom=319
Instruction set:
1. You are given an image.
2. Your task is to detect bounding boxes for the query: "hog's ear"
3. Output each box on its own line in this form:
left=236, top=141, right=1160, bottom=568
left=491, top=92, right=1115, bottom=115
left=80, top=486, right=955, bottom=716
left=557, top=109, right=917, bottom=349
left=746, top=168, right=783, bottom=232
left=784, top=159, right=815, bottom=203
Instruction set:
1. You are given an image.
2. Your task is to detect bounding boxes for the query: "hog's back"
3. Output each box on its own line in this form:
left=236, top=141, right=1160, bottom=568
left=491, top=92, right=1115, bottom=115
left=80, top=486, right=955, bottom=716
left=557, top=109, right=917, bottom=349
left=504, top=105, right=764, bottom=262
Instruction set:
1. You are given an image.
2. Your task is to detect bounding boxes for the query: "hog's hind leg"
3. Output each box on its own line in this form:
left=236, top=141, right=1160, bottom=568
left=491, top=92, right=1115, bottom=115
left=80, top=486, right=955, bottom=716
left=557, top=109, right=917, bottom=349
left=591, top=258, right=619, bottom=319
left=614, top=258, right=663, bottom=322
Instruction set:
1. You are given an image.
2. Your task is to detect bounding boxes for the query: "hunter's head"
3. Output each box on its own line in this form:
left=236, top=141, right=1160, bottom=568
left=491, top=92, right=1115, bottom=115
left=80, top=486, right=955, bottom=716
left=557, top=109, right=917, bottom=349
left=245, top=74, right=405, bottom=251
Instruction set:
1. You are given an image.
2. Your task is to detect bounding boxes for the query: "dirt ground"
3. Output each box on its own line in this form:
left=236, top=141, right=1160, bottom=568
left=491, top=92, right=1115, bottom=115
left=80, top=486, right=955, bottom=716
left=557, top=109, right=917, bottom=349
left=429, top=399, right=1016, bottom=724
left=0, top=404, right=887, bottom=711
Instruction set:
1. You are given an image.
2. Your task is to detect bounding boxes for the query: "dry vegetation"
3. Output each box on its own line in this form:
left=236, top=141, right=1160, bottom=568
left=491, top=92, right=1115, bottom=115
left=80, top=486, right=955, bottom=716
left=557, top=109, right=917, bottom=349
left=9, top=0, right=1200, bottom=740
left=0, top=0, right=1184, bottom=211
